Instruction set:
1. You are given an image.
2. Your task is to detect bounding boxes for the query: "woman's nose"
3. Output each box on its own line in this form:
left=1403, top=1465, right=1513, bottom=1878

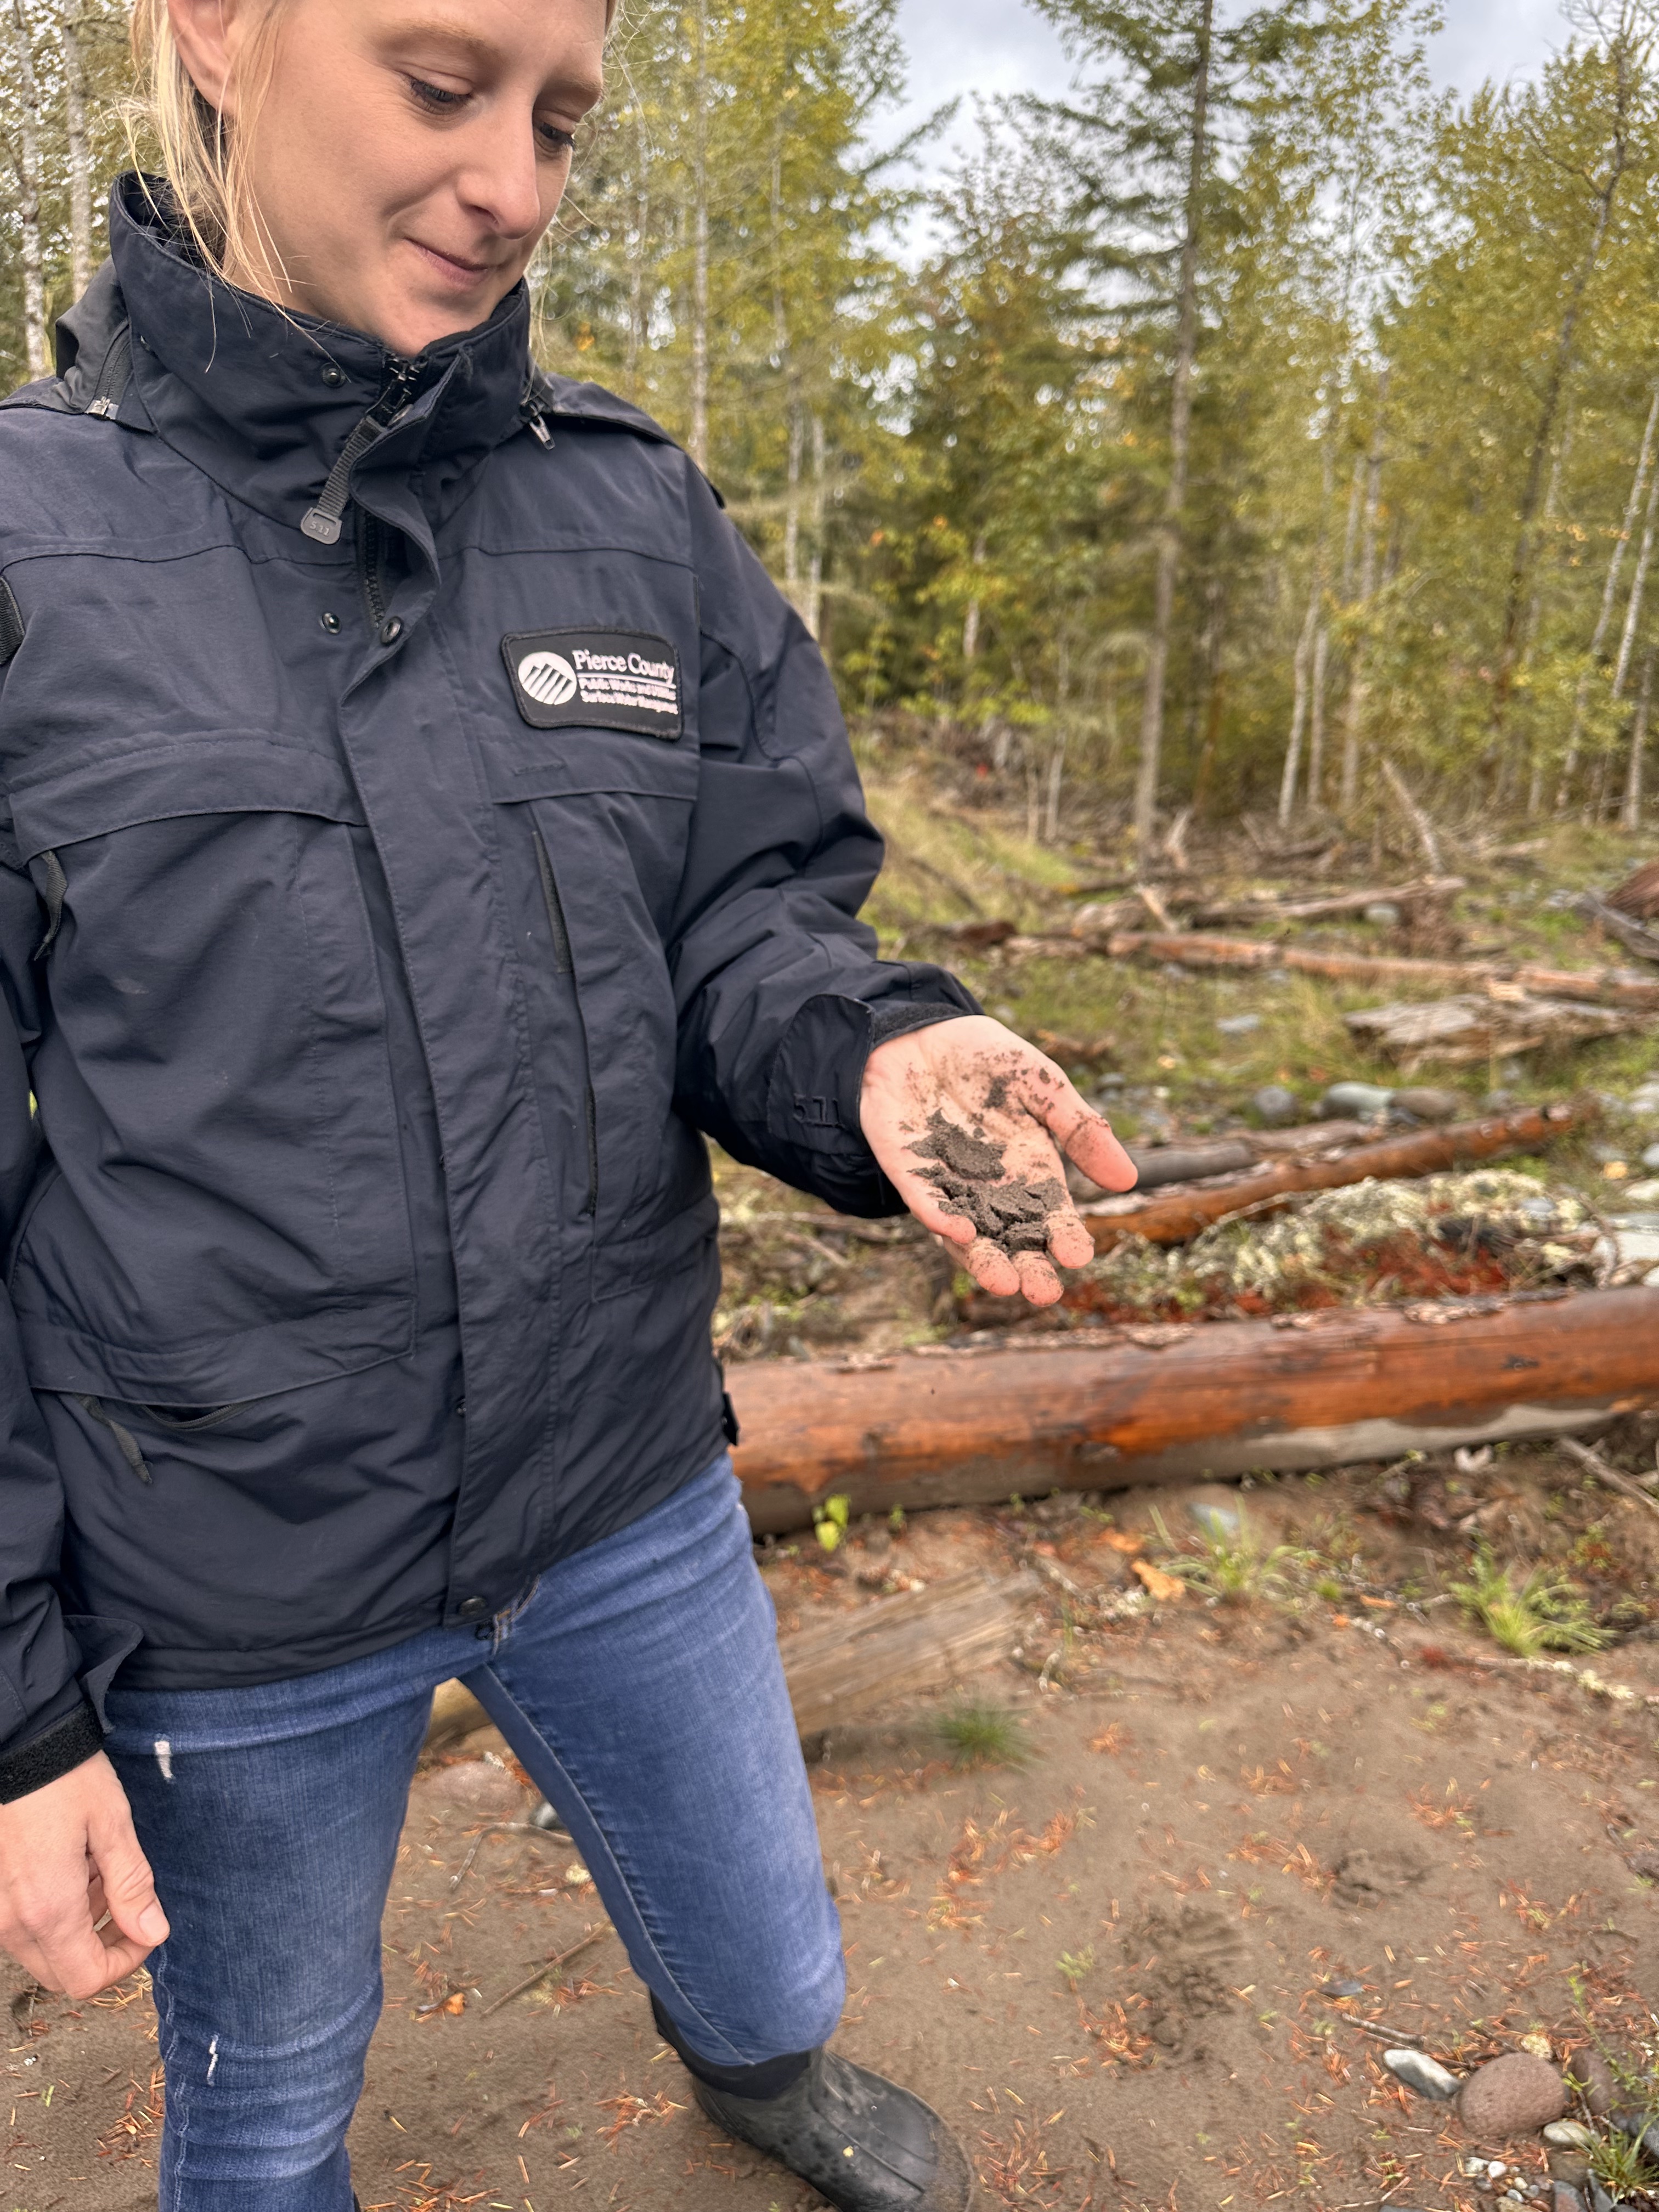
left=455, top=117, right=551, bottom=243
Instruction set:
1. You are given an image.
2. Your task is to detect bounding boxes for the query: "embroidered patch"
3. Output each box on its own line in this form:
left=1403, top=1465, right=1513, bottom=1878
left=502, top=628, right=683, bottom=740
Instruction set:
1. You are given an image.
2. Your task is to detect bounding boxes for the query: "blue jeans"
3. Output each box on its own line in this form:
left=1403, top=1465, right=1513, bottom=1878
left=101, top=1456, right=844, bottom=2211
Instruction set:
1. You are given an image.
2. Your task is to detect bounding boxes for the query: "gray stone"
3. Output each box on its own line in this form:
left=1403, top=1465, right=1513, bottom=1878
left=1251, top=1084, right=1298, bottom=1126
left=1544, top=2123, right=1598, bottom=2152
left=1643, top=1141, right=1659, bottom=1167
left=1324, top=1976, right=1365, bottom=1997
left=1458, top=2052, right=1570, bottom=2138
left=1550, top=2190, right=1586, bottom=2212
left=1320, top=1080, right=1395, bottom=1120
left=1564, top=2047, right=1618, bottom=2118
left=1364, top=901, right=1402, bottom=927
left=1588, top=2183, right=1615, bottom=2212
left=1384, top=2047, right=1460, bottom=2100
left=1392, top=1086, right=1463, bottom=1123
left=1217, top=1012, right=1263, bottom=1036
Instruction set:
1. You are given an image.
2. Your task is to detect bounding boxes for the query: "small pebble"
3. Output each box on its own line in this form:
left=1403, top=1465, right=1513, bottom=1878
left=1620, top=1176, right=1659, bottom=1205
left=1384, top=2047, right=1460, bottom=2100
left=1325, top=1976, right=1365, bottom=1998
left=1217, top=1012, right=1262, bottom=1036
left=1544, top=2123, right=1598, bottom=2152
left=1251, top=1084, right=1298, bottom=1126
left=1643, top=1140, right=1659, bottom=1166
left=1551, top=2187, right=1587, bottom=2212
left=1364, top=901, right=1402, bottom=927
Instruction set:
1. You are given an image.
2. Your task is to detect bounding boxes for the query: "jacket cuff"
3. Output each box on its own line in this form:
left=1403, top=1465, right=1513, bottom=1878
left=0, top=1700, right=104, bottom=1803
left=867, top=1001, right=974, bottom=1049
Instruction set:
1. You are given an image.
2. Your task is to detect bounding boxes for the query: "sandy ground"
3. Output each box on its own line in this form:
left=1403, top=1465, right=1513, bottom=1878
left=5, top=1460, right=1658, bottom=2212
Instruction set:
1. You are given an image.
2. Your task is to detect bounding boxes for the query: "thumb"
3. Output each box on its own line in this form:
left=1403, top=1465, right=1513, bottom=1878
left=88, top=1803, right=168, bottom=1948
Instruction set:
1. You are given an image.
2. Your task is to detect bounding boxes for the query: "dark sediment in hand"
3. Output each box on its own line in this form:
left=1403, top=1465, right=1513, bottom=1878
left=909, top=1110, right=1064, bottom=1258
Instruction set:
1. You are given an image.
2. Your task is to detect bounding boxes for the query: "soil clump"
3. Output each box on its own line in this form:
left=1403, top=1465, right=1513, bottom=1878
left=909, top=1109, right=1065, bottom=1256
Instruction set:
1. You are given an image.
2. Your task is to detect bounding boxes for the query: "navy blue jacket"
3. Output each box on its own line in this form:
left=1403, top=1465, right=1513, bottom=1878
left=0, top=178, right=974, bottom=1799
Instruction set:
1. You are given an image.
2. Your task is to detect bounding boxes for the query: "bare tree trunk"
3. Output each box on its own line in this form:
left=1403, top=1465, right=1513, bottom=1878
left=1307, top=624, right=1330, bottom=808
left=1623, top=646, right=1655, bottom=832
left=1516, top=403, right=1573, bottom=816
left=689, top=0, right=710, bottom=472
left=1610, top=452, right=1659, bottom=703
left=803, top=413, right=825, bottom=640
left=1132, top=0, right=1212, bottom=857
left=962, top=535, right=986, bottom=665
left=9, top=0, right=48, bottom=381
left=1488, top=46, right=1636, bottom=738
left=783, top=400, right=804, bottom=601
left=1559, top=382, right=1659, bottom=802
left=625, top=105, right=650, bottom=393
left=1278, top=583, right=1319, bottom=827
left=1339, top=381, right=1387, bottom=819
left=61, top=2, right=93, bottom=300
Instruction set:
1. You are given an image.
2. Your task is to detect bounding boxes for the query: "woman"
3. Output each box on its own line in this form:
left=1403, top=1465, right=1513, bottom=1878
left=0, top=2, right=1135, bottom=2205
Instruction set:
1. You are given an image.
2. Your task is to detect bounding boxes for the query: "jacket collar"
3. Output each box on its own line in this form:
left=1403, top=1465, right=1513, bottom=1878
left=106, top=173, right=534, bottom=538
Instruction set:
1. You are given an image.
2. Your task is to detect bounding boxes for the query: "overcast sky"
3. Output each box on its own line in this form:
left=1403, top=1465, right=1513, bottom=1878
left=887, top=0, right=1570, bottom=171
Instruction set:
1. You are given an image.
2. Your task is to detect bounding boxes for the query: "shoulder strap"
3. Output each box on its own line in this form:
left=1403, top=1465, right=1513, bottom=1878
left=0, top=580, right=21, bottom=668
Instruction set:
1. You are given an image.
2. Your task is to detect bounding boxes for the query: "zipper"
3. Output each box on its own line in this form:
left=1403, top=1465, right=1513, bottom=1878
left=359, top=511, right=390, bottom=634
left=532, top=827, right=597, bottom=1216
left=302, top=353, right=426, bottom=546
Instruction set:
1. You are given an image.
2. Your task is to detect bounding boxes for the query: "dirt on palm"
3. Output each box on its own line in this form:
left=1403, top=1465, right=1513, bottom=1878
left=911, top=1108, right=1067, bottom=1256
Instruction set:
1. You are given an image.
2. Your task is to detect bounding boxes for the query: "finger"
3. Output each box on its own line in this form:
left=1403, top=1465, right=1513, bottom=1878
left=962, top=1236, right=1022, bottom=1298
left=1013, top=1250, right=1064, bottom=1305
left=86, top=1804, right=168, bottom=1952
left=1044, top=1208, right=1097, bottom=1272
left=6, top=1904, right=151, bottom=2000
left=1012, top=1064, right=1137, bottom=1193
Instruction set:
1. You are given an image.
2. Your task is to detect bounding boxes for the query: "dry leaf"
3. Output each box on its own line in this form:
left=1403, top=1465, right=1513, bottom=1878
left=1096, top=1530, right=1144, bottom=1555
left=1131, top=1559, right=1184, bottom=1602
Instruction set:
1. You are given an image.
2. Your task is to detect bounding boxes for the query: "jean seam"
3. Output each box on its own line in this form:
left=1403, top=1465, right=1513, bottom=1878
left=476, top=1662, right=753, bottom=2070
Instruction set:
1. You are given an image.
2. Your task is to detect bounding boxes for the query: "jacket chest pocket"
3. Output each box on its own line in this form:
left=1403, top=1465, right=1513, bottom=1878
left=479, top=728, right=699, bottom=1238
left=7, top=736, right=417, bottom=1403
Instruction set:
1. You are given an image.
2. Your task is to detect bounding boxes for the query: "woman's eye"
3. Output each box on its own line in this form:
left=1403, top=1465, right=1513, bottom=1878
left=408, top=75, right=468, bottom=113
left=537, top=122, right=577, bottom=158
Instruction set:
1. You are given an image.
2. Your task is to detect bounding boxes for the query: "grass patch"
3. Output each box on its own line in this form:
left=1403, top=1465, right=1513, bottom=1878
left=1448, top=1543, right=1611, bottom=1658
left=1149, top=1505, right=1308, bottom=1604
left=935, top=1701, right=1030, bottom=1770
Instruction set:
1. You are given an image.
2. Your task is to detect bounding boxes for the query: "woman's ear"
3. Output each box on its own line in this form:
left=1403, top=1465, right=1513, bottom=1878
left=166, top=0, right=249, bottom=118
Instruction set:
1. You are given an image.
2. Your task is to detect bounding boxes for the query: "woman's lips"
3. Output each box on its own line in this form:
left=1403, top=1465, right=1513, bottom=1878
left=407, top=238, right=497, bottom=289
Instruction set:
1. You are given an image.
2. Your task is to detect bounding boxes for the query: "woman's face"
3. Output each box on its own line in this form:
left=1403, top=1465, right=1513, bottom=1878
left=169, top=0, right=607, bottom=356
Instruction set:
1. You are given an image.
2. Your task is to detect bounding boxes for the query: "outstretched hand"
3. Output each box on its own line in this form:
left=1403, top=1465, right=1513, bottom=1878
left=860, top=1015, right=1138, bottom=1306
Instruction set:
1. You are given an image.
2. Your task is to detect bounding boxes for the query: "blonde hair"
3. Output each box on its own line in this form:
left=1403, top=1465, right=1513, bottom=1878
left=128, top=0, right=617, bottom=290
left=128, top=0, right=288, bottom=284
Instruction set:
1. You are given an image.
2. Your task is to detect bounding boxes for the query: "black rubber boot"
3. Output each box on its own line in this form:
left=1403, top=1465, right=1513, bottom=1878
left=692, top=2046, right=974, bottom=2211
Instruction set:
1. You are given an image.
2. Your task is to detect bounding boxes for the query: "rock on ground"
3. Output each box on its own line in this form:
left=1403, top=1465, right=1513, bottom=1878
left=1458, top=2051, right=1570, bottom=2138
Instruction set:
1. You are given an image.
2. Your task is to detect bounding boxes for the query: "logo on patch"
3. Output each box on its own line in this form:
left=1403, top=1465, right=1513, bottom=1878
left=501, top=627, right=685, bottom=741
left=517, top=650, right=579, bottom=708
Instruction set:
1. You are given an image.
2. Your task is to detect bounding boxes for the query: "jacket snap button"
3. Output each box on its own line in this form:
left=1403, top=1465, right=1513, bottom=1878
left=456, top=1595, right=490, bottom=1620
left=380, top=618, right=403, bottom=646
left=321, top=364, right=345, bottom=387
left=320, top=611, right=341, bottom=634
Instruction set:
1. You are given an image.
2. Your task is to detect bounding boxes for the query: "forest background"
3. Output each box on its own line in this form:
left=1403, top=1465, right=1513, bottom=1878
left=4, top=0, right=1659, bottom=853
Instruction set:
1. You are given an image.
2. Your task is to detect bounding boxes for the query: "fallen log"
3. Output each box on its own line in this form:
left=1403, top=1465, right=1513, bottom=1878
left=1121, top=1138, right=1259, bottom=1189
left=780, top=1570, right=1036, bottom=1737
left=1080, top=1101, right=1583, bottom=1249
left=729, top=1285, right=1659, bottom=1530
left=1098, top=930, right=1659, bottom=1009
left=1184, top=876, right=1464, bottom=931
left=424, top=1571, right=1032, bottom=1753
left=1576, top=889, right=1659, bottom=966
left=1346, top=992, right=1646, bottom=1068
